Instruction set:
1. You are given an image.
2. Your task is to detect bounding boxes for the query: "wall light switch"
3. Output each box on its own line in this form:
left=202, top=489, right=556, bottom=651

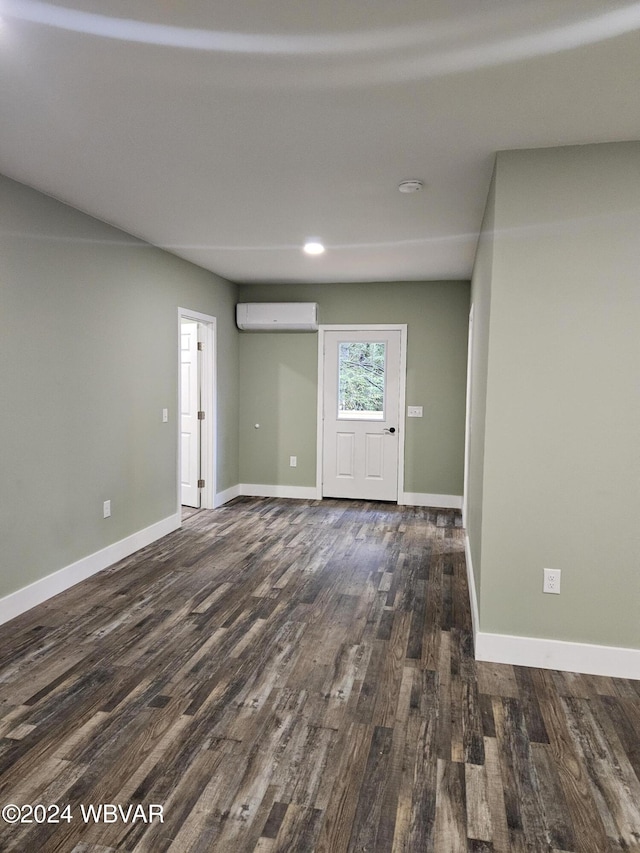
left=407, top=406, right=423, bottom=418
left=290, top=456, right=297, bottom=467
left=103, top=500, right=111, bottom=518
left=162, top=408, right=169, bottom=423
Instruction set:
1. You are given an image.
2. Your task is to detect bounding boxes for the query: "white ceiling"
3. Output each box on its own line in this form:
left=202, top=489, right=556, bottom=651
left=1, top=0, right=639, bottom=283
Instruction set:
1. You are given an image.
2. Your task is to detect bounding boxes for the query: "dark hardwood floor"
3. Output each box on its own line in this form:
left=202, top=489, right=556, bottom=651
left=0, top=497, right=638, bottom=852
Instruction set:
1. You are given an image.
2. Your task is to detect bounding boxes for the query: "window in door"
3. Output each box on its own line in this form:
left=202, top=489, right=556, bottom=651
left=338, top=341, right=386, bottom=421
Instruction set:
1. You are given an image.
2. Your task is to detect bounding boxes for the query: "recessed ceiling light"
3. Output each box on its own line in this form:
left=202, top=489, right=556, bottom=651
left=303, top=241, right=325, bottom=255
left=398, top=180, right=424, bottom=193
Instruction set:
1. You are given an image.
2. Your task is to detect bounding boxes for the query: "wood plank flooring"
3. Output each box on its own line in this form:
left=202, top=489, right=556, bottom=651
left=0, top=497, right=638, bottom=852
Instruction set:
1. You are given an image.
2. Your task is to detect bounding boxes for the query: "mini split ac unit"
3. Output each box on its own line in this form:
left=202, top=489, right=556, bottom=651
left=236, top=303, right=319, bottom=331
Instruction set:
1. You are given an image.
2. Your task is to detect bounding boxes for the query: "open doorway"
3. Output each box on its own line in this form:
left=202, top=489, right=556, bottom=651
left=178, top=308, right=216, bottom=519
left=180, top=319, right=200, bottom=508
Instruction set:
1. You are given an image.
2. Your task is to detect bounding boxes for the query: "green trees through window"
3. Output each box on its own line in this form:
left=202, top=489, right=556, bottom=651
left=338, top=342, right=386, bottom=416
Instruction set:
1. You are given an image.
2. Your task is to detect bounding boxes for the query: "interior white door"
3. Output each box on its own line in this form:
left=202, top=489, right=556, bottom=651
left=322, top=329, right=402, bottom=501
left=180, top=322, right=200, bottom=507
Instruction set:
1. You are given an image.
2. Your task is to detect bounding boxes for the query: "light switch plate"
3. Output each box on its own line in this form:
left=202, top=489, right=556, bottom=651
left=407, top=406, right=423, bottom=418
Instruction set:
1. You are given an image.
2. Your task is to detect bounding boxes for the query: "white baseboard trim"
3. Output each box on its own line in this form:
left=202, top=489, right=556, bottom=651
left=400, top=492, right=463, bottom=509
left=240, top=483, right=320, bottom=500
left=475, top=631, right=640, bottom=680
left=223, top=485, right=462, bottom=507
left=464, top=533, right=639, bottom=678
left=214, top=484, right=242, bottom=507
left=0, top=513, right=180, bottom=627
left=464, top=534, right=480, bottom=642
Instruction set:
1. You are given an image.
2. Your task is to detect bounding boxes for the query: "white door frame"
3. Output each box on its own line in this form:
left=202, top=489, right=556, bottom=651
left=177, top=308, right=217, bottom=515
left=317, top=324, right=407, bottom=503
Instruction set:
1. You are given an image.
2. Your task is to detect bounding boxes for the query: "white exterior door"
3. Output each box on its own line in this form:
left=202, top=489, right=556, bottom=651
left=180, top=322, right=200, bottom=507
left=322, top=329, right=403, bottom=501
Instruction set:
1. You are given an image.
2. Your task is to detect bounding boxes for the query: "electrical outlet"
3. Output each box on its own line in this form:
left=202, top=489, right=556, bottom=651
left=289, top=456, right=297, bottom=467
left=543, top=567, right=561, bottom=594
left=103, top=500, right=111, bottom=519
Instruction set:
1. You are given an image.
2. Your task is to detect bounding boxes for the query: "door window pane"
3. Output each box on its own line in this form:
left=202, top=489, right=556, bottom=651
left=338, top=341, right=385, bottom=420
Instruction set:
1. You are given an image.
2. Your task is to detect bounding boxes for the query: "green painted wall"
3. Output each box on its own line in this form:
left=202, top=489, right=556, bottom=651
left=238, top=281, right=470, bottom=494
left=470, top=142, right=640, bottom=650
left=0, top=175, right=239, bottom=599
left=467, top=167, right=495, bottom=608
left=239, top=333, right=318, bottom=486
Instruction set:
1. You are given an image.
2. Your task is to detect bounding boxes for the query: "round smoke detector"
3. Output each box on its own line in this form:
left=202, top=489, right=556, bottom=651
left=398, top=180, right=424, bottom=193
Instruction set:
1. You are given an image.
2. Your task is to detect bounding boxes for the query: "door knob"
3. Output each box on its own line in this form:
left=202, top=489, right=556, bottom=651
left=384, top=427, right=396, bottom=434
